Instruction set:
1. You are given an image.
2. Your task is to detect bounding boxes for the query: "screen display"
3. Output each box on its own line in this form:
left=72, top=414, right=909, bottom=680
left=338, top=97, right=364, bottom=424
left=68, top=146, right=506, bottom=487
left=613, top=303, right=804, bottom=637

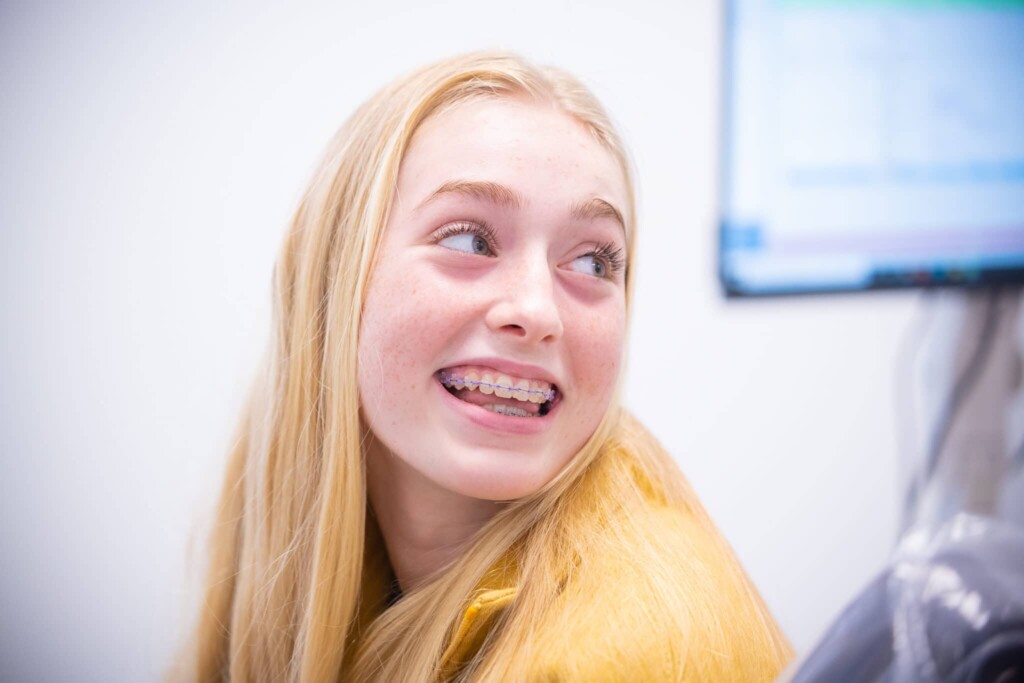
left=719, top=0, right=1024, bottom=296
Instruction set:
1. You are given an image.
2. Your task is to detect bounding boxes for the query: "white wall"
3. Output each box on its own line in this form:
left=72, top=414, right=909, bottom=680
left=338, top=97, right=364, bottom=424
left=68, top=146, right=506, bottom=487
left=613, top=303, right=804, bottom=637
left=0, top=1, right=920, bottom=680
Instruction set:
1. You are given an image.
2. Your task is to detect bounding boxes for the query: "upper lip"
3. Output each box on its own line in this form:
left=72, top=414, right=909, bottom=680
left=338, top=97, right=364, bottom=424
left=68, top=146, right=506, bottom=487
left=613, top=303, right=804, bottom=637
left=439, top=357, right=562, bottom=390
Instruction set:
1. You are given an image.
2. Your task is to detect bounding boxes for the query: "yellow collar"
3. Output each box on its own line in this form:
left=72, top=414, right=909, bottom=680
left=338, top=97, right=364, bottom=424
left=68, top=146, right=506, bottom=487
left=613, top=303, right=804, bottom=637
left=439, top=585, right=516, bottom=675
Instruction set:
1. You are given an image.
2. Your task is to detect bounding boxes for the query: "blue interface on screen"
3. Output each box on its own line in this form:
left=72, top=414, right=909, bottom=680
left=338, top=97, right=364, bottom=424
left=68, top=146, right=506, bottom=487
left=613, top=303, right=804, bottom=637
left=719, top=0, right=1024, bottom=296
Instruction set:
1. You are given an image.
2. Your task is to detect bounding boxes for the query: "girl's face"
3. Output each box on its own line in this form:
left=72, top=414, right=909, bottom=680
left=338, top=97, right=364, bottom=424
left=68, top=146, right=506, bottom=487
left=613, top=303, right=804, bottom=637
left=358, top=97, right=628, bottom=501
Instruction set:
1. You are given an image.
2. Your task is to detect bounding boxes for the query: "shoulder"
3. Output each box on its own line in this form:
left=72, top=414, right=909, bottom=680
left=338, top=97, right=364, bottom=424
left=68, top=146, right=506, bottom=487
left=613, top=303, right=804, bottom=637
left=525, top=505, right=793, bottom=682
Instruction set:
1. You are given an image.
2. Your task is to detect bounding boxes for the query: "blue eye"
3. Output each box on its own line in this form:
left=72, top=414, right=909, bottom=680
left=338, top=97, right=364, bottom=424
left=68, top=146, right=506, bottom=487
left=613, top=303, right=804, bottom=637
left=438, top=232, right=492, bottom=256
left=569, top=255, right=607, bottom=279
left=568, top=242, right=625, bottom=281
left=432, top=222, right=497, bottom=257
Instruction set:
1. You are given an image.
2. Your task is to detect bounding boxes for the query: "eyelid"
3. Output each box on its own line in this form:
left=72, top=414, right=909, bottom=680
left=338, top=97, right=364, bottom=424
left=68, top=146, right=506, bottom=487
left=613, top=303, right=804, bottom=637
left=430, top=220, right=500, bottom=253
left=429, top=222, right=625, bottom=281
left=571, top=241, right=626, bottom=282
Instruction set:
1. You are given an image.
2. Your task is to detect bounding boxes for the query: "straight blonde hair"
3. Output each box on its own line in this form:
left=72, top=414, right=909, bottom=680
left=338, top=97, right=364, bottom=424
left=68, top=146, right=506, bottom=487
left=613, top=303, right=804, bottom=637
left=174, top=51, right=792, bottom=682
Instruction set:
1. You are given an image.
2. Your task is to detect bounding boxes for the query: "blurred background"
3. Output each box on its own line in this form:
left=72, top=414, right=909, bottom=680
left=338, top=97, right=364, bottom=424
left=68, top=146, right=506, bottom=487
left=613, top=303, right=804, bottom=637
left=2, top=1, right=1022, bottom=680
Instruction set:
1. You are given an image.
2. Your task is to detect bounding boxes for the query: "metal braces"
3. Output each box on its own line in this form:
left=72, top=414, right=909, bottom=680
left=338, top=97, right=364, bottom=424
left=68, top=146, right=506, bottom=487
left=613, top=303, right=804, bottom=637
left=439, top=371, right=556, bottom=402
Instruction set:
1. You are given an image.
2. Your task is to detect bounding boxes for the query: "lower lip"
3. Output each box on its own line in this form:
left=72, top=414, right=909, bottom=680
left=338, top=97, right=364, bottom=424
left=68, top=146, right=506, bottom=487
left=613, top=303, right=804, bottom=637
left=434, top=376, right=558, bottom=435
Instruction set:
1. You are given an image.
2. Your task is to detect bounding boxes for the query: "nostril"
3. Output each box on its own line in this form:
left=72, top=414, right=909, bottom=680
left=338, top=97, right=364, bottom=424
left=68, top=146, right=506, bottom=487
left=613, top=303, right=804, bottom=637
left=485, top=295, right=563, bottom=344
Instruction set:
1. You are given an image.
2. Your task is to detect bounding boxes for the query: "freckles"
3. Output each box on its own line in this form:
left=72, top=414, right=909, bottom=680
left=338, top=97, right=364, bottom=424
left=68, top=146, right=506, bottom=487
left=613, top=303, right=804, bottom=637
left=564, top=310, right=624, bottom=396
left=569, top=315, right=623, bottom=356
left=365, top=269, right=449, bottom=383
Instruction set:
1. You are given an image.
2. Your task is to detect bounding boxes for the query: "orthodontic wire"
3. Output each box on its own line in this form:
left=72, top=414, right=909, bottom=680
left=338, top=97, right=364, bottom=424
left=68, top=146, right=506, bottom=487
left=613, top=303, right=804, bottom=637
left=439, top=371, right=556, bottom=402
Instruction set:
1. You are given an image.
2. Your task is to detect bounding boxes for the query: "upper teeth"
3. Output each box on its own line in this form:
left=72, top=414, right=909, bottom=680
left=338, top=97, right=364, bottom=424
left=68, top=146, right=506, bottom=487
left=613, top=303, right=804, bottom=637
left=439, top=368, right=555, bottom=404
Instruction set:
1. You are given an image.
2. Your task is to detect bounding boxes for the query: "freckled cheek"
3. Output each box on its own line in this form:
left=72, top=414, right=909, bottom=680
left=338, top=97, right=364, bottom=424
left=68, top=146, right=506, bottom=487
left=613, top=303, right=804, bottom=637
left=359, top=268, right=457, bottom=387
left=358, top=290, right=418, bottom=408
left=564, top=304, right=626, bottom=396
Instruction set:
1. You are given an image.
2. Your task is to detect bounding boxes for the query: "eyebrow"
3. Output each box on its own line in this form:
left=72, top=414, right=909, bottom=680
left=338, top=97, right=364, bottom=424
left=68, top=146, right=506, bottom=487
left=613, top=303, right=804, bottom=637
left=418, top=179, right=626, bottom=235
left=568, top=198, right=626, bottom=236
left=420, top=180, right=524, bottom=210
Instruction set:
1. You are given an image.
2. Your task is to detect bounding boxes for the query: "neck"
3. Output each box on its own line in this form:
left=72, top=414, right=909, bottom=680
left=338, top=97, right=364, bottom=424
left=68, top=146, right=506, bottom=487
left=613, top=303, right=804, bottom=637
left=365, top=438, right=506, bottom=593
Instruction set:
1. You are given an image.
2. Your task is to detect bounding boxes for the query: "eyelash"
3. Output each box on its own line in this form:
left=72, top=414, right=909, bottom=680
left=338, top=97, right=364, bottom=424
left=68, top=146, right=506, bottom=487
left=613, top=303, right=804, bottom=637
left=430, top=222, right=626, bottom=281
left=584, top=241, right=626, bottom=279
left=432, top=221, right=500, bottom=253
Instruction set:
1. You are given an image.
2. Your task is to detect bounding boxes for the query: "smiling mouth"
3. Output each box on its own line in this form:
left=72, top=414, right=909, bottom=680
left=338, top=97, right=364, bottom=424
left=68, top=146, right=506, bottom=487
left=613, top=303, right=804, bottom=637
left=437, top=370, right=560, bottom=417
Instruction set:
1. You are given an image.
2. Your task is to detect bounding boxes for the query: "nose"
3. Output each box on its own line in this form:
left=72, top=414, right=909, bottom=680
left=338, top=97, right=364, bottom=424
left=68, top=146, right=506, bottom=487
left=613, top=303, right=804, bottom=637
left=484, top=252, right=564, bottom=345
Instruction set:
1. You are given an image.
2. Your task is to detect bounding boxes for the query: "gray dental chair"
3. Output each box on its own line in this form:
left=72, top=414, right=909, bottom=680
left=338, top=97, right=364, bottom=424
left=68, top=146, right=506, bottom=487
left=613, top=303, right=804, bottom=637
left=788, top=516, right=1024, bottom=683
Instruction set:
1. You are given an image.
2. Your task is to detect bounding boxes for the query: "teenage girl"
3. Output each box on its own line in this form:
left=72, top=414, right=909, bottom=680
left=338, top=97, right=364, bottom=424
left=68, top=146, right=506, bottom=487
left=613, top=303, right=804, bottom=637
left=176, top=51, right=793, bottom=682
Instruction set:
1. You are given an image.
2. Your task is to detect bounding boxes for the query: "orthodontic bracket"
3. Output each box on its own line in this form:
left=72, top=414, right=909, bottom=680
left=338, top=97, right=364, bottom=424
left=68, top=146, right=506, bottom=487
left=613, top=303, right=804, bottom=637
left=439, top=371, right=556, bottom=402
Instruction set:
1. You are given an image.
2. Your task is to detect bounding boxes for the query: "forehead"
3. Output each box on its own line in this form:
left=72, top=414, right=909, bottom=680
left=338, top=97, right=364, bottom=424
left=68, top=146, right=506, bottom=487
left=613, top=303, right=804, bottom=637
left=396, top=97, right=628, bottom=215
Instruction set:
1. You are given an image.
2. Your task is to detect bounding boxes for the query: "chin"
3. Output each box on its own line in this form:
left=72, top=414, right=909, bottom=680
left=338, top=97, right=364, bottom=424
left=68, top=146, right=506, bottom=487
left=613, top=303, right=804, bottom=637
left=444, top=453, right=556, bottom=502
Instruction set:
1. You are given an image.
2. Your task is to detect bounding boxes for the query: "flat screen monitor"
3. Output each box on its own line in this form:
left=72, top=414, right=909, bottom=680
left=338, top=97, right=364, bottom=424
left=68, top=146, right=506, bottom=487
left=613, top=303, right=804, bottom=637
left=719, top=0, right=1024, bottom=297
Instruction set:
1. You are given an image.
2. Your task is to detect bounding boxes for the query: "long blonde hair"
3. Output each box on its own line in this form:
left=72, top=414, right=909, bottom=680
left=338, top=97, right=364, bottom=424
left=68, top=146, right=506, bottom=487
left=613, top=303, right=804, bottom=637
left=176, top=51, right=791, bottom=682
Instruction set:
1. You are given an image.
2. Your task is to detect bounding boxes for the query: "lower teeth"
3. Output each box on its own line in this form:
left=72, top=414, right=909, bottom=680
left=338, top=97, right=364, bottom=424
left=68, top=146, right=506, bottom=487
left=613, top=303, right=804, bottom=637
left=484, top=404, right=532, bottom=418
left=441, top=382, right=550, bottom=417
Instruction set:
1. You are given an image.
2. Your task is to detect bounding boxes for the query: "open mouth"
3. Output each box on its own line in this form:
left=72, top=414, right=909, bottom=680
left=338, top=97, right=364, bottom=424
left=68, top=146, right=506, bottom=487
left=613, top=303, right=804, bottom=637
left=436, top=369, right=560, bottom=418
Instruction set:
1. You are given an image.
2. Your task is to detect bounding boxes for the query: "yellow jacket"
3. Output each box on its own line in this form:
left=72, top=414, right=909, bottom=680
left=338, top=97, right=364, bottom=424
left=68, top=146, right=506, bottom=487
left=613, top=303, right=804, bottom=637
left=357, top=498, right=793, bottom=682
